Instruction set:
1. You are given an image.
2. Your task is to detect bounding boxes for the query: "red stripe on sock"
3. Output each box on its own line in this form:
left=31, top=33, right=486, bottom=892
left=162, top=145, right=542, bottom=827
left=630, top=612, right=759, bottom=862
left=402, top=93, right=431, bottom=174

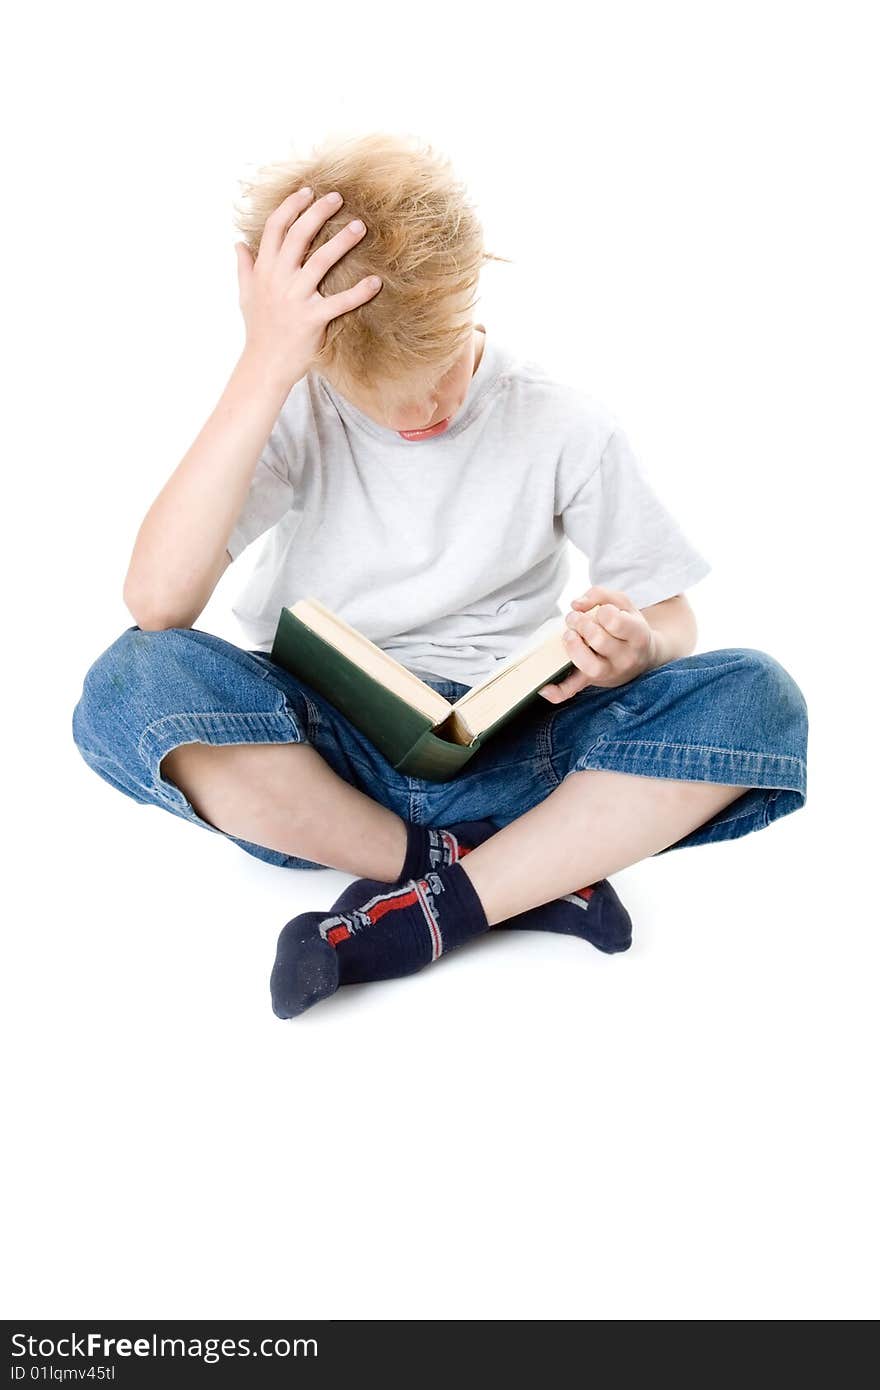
left=326, top=924, right=351, bottom=947
left=365, top=886, right=420, bottom=925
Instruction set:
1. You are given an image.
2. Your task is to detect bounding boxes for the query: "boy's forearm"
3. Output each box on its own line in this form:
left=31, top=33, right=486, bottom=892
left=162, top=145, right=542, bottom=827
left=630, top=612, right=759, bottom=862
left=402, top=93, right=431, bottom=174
left=123, top=349, right=299, bottom=630
left=642, top=595, right=697, bottom=669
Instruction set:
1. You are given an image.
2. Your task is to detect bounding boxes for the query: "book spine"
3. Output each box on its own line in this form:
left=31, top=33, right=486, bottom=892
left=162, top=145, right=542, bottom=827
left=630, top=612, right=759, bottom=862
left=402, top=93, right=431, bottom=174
left=270, top=608, right=437, bottom=769
left=394, top=728, right=480, bottom=782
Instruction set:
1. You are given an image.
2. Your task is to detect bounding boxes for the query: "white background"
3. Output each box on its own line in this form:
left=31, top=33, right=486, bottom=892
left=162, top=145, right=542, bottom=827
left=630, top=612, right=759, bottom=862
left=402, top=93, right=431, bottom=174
left=3, top=0, right=877, bottom=1320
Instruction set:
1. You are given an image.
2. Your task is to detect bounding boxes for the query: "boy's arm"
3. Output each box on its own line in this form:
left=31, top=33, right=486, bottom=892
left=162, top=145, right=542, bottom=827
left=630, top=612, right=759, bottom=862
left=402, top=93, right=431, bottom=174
left=123, top=350, right=295, bottom=630
left=640, top=592, right=697, bottom=668
left=123, top=186, right=383, bottom=631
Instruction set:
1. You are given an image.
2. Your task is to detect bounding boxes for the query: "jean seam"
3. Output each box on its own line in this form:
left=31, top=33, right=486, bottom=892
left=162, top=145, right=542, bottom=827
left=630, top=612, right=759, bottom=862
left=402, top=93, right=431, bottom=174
left=703, top=800, right=771, bottom=829
left=571, top=736, right=806, bottom=790
left=299, top=691, right=322, bottom=745
left=542, top=707, right=569, bottom=793
left=575, top=733, right=800, bottom=778
left=591, top=737, right=804, bottom=765
left=656, top=807, right=766, bottom=853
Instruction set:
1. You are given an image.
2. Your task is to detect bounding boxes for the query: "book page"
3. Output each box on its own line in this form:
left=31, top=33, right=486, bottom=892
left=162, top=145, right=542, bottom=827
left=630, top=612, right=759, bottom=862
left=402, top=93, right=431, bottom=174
left=450, top=607, right=600, bottom=740
left=291, top=598, right=451, bottom=724
left=465, top=615, right=567, bottom=691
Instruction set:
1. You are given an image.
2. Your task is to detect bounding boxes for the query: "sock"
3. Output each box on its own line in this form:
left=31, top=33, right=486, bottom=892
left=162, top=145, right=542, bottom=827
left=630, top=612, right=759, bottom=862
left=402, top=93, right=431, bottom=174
left=508, top=878, right=632, bottom=954
left=366, top=819, right=631, bottom=954
left=397, top=821, right=471, bottom=884
left=271, top=860, right=489, bottom=1019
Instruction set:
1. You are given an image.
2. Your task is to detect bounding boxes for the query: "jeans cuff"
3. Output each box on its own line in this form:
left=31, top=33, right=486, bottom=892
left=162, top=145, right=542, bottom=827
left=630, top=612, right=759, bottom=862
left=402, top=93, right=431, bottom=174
left=571, top=736, right=807, bottom=797
left=139, top=706, right=307, bottom=810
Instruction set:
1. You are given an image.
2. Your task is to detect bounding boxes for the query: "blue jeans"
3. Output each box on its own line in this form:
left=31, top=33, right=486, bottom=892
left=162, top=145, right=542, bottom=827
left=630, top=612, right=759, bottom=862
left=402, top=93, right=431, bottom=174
left=71, top=625, right=808, bottom=871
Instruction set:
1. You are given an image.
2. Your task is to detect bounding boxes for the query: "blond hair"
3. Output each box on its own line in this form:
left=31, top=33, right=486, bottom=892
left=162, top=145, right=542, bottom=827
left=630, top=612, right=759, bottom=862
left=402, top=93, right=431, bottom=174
left=233, top=130, right=511, bottom=406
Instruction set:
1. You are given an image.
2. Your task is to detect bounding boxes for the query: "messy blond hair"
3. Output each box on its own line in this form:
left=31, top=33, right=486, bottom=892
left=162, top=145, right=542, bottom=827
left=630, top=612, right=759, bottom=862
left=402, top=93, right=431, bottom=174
left=233, top=130, right=511, bottom=407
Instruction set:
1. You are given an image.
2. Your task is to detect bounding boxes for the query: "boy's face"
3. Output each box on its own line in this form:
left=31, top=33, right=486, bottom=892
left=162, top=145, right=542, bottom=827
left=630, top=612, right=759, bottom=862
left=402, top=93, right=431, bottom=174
left=339, top=324, right=485, bottom=441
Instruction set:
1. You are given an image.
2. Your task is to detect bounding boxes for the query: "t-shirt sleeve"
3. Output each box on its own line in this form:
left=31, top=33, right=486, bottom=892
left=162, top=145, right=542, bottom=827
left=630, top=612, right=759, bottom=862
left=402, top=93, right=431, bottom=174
left=557, top=423, right=712, bottom=609
left=225, top=425, right=295, bottom=562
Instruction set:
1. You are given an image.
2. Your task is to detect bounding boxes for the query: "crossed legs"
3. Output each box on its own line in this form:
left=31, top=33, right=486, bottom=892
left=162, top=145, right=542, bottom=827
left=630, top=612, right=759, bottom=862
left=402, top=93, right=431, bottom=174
left=160, top=740, right=746, bottom=924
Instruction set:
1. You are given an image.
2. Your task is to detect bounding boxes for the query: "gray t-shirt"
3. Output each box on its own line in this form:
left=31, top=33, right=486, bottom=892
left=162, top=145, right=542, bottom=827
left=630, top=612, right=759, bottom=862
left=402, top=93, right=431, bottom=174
left=226, top=326, right=711, bottom=686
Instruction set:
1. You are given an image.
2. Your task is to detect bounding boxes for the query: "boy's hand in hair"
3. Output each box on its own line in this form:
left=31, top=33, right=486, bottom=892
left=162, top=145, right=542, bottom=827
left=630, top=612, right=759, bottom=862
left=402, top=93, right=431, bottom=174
left=235, top=187, right=382, bottom=386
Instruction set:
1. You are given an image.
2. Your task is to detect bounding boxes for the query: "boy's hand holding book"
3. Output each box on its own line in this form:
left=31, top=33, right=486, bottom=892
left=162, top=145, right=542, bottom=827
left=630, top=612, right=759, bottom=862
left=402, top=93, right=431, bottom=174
left=538, top=586, right=657, bottom=703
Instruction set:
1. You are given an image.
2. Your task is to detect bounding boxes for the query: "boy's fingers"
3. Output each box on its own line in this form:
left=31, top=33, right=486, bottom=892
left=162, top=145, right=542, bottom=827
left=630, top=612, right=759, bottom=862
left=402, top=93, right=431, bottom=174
left=540, top=600, right=623, bottom=700
left=562, top=629, right=609, bottom=679
left=597, top=606, right=641, bottom=640
left=321, top=275, right=383, bottom=319
left=259, top=186, right=316, bottom=259
left=564, top=608, right=632, bottom=667
left=571, top=585, right=637, bottom=613
left=539, top=652, right=586, bottom=701
left=568, top=618, right=618, bottom=657
left=538, top=670, right=590, bottom=702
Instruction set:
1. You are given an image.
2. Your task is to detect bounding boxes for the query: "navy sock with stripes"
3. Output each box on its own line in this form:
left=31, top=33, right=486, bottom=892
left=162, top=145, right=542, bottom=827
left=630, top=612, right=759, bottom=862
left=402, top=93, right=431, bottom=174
left=270, top=860, right=490, bottom=1019
left=384, top=819, right=631, bottom=954
left=397, top=821, right=467, bottom=883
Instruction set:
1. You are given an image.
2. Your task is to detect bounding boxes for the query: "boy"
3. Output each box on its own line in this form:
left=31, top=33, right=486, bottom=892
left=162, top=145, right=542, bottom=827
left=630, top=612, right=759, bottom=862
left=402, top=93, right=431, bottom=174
left=71, top=133, right=808, bottom=1018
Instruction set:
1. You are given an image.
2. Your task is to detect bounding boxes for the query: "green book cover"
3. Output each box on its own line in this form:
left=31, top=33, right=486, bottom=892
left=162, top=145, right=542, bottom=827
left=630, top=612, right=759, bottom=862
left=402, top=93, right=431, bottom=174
left=269, top=601, right=574, bottom=783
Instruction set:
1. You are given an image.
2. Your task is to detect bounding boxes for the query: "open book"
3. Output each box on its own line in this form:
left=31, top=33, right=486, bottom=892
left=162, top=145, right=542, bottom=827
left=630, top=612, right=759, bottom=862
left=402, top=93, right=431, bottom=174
left=269, top=596, right=597, bottom=782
